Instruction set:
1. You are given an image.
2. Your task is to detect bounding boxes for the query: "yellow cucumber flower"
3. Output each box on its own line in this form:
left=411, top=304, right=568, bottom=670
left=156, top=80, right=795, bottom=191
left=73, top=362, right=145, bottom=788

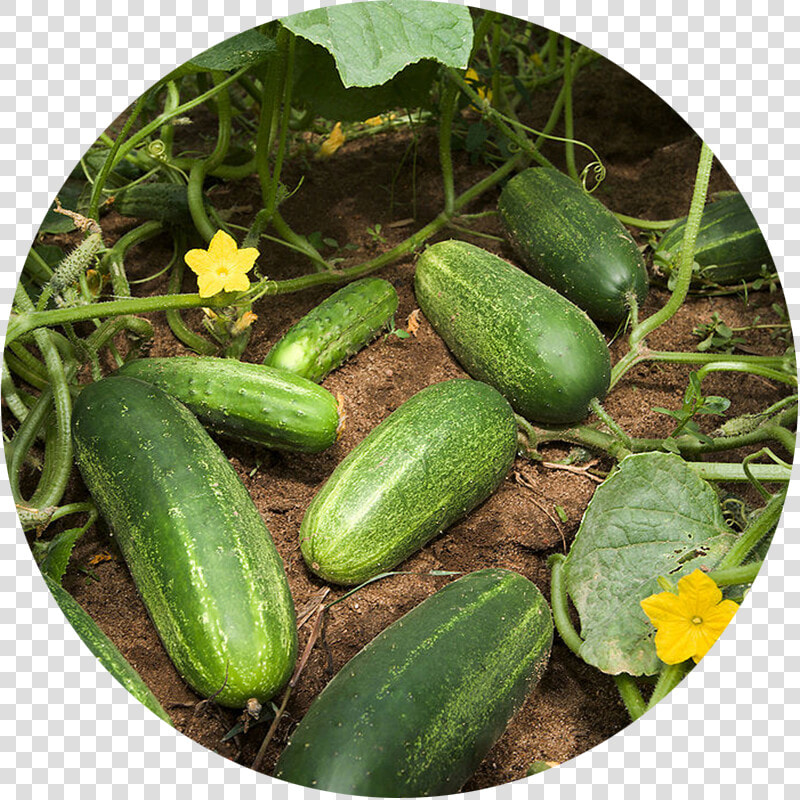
left=465, top=67, right=492, bottom=106
left=317, top=122, right=345, bottom=159
left=184, top=230, right=258, bottom=298
left=640, top=569, right=739, bottom=665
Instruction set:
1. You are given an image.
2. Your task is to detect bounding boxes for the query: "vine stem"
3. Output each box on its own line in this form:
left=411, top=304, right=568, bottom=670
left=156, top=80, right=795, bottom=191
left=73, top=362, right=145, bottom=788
left=614, top=212, right=681, bottom=231
left=628, top=142, right=714, bottom=351
left=645, top=663, right=691, bottom=711
left=717, top=489, right=786, bottom=570
left=562, top=37, right=578, bottom=182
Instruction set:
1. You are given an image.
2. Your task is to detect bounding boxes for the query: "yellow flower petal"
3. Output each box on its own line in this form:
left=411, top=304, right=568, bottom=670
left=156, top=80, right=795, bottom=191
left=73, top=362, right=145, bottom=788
left=223, top=272, right=251, bottom=293
left=207, top=229, right=240, bottom=263
left=184, top=248, right=215, bottom=277
left=640, top=590, right=688, bottom=626
left=317, top=122, right=345, bottom=159
left=197, top=272, right=226, bottom=298
left=364, top=115, right=383, bottom=126
left=228, top=247, right=259, bottom=277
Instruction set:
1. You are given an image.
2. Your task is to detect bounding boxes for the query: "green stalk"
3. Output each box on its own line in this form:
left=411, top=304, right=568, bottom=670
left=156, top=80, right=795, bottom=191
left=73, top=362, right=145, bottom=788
left=589, top=398, right=632, bottom=450
left=613, top=675, right=647, bottom=721
left=470, top=11, right=498, bottom=59
left=103, top=220, right=164, bottom=299
left=689, top=462, right=790, bottom=483
left=88, top=94, right=147, bottom=220
left=562, top=37, right=578, bottom=182
left=695, top=361, right=796, bottom=388
left=646, top=663, right=691, bottom=711
left=614, top=212, right=682, bottom=231
left=707, top=562, right=762, bottom=587
left=628, top=142, right=714, bottom=350
left=438, top=81, right=459, bottom=216
left=717, top=489, right=786, bottom=569
left=610, top=347, right=790, bottom=391
left=187, top=71, right=233, bottom=242
left=11, top=286, right=73, bottom=509
left=548, top=555, right=584, bottom=657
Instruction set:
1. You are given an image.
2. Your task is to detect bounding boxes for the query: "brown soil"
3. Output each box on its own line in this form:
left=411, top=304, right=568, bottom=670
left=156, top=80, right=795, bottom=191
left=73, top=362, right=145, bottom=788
left=20, top=53, right=792, bottom=791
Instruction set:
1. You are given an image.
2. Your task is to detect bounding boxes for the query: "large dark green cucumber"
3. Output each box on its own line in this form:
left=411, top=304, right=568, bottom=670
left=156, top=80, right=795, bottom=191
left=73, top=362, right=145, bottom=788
left=44, top=576, right=173, bottom=725
left=117, top=357, right=342, bottom=453
left=72, top=376, right=297, bottom=708
left=414, top=240, right=611, bottom=424
left=263, top=277, right=398, bottom=382
left=654, top=191, right=776, bottom=285
left=274, top=568, right=553, bottom=796
left=300, top=379, right=517, bottom=586
left=498, top=167, right=648, bottom=324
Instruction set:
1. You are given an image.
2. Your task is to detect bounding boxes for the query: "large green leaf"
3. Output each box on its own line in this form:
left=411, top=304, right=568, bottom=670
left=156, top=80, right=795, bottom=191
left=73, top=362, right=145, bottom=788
left=190, top=28, right=276, bottom=71
left=281, top=0, right=473, bottom=88
left=292, top=37, right=438, bottom=122
left=563, top=452, right=736, bottom=676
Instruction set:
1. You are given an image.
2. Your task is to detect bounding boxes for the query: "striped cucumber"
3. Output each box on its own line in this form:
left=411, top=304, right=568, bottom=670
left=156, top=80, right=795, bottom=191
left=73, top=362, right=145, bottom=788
left=274, top=568, right=554, bottom=796
left=654, top=191, right=775, bottom=286
left=264, top=277, right=398, bottom=382
left=44, top=575, right=173, bottom=726
left=300, top=379, right=517, bottom=586
left=117, top=357, right=342, bottom=453
left=72, top=376, right=297, bottom=708
left=498, top=167, right=648, bottom=324
left=415, top=240, right=611, bottom=424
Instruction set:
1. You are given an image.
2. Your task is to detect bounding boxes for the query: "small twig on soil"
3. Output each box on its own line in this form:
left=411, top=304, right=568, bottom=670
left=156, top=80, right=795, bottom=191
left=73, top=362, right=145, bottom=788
left=251, top=605, right=325, bottom=772
left=540, top=460, right=605, bottom=483
left=514, top=470, right=566, bottom=552
left=295, top=587, right=331, bottom=629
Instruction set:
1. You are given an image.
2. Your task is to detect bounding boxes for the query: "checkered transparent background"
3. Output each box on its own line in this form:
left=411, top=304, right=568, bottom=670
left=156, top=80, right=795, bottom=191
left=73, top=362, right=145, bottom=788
left=1, top=0, right=798, bottom=796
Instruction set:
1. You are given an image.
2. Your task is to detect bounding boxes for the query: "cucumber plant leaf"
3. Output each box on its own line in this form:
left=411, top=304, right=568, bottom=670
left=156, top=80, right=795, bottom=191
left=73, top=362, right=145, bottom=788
left=189, top=28, right=276, bottom=71
left=291, top=37, right=438, bottom=122
left=281, top=0, right=473, bottom=88
left=563, top=452, right=736, bottom=676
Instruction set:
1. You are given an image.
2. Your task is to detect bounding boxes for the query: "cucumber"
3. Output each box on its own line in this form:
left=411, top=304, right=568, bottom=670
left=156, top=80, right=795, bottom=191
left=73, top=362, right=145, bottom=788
left=72, top=376, right=297, bottom=708
left=300, top=379, right=517, bottom=586
left=274, top=568, right=553, bottom=796
left=264, top=277, right=398, bottom=382
left=117, top=357, right=342, bottom=453
left=43, top=575, right=173, bottom=726
left=498, top=167, right=648, bottom=324
left=654, top=192, right=775, bottom=286
left=114, top=183, right=193, bottom=226
left=414, top=240, right=611, bottom=424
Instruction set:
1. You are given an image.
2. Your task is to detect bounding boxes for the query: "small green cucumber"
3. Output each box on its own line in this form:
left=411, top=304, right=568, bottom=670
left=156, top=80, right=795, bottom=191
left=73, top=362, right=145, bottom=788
left=498, top=167, right=648, bottom=324
left=44, top=575, right=173, bottom=725
left=274, top=568, right=554, bottom=796
left=263, top=277, right=399, bottom=382
left=114, top=183, right=194, bottom=226
left=414, top=240, right=611, bottom=424
left=117, top=357, right=342, bottom=453
left=299, top=379, right=517, bottom=586
left=72, top=376, right=297, bottom=708
left=654, top=191, right=776, bottom=286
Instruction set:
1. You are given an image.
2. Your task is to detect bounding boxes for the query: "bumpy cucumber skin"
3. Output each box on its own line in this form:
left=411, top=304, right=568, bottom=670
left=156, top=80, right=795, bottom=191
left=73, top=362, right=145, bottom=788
left=655, top=192, right=775, bottom=284
left=263, top=277, right=399, bottom=382
left=414, top=240, right=611, bottom=424
left=274, top=568, right=553, bottom=797
left=72, top=376, right=297, bottom=708
left=114, top=183, right=193, bottom=226
left=300, top=379, right=517, bottom=586
left=498, top=167, right=648, bottom=324
left=44, top=575, right=173, bottom=726
left=117, top=357, right=341, bottom=453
